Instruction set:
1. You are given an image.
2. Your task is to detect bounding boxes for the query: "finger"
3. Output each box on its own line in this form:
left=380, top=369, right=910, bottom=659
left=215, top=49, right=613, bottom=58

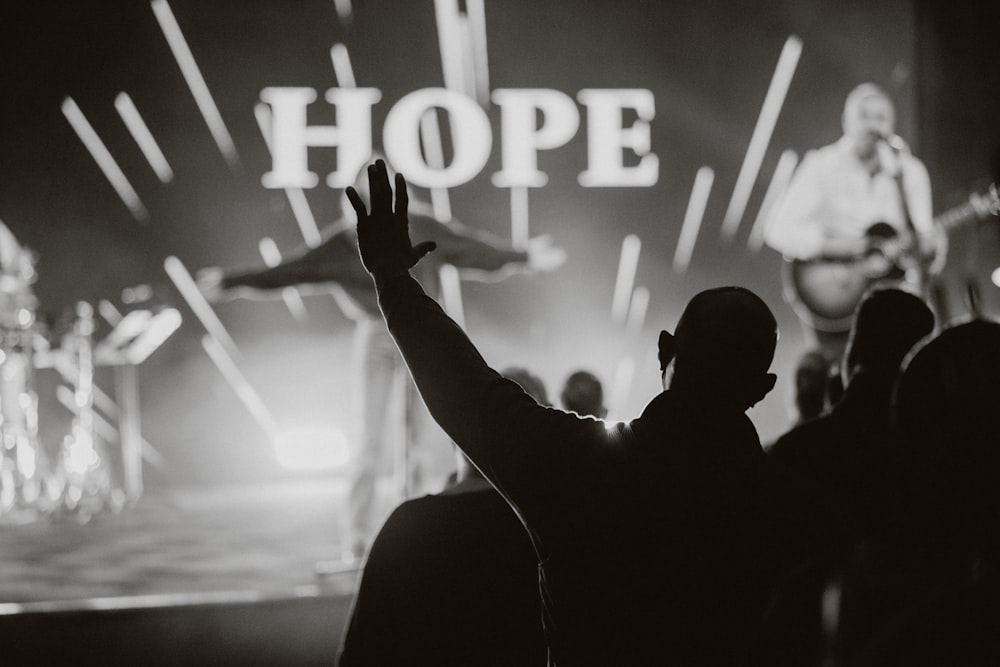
left=369, top=161, right=391, bottom=214
left=394, top=172, right=409, bottom=218
left=345, top=187, right=367, bottom=219
left=412, top=241, right=437, bottom=263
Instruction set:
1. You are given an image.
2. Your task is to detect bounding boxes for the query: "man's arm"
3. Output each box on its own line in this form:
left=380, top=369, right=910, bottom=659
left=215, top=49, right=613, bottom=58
left=349, top=162, right=597, bottom=523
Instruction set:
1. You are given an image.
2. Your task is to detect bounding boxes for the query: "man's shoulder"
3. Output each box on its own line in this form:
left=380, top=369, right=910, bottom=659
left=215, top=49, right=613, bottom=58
left=801, top=141, right=847, bottom=168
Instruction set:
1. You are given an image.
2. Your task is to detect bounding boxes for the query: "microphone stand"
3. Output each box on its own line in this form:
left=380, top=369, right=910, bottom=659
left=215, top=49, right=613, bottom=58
left=887, top=142, right=930, bottom=297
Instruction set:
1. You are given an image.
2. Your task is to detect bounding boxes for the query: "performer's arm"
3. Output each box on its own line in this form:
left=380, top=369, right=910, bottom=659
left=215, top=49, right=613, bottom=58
left=412, top=213, right=565, bottom=279
left=197, top=221, right=370, bottom=301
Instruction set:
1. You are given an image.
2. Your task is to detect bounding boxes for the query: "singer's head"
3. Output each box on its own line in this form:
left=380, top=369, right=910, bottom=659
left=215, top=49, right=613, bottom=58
left=842, top=83, right=895, bottom=157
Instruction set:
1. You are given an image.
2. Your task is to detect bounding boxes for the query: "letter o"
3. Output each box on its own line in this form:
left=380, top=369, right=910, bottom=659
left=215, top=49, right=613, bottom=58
left=383, top=88, right=492, bottom=189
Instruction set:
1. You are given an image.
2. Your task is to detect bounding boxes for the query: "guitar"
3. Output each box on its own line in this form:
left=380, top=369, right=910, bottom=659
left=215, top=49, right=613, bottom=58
left=783, top=184, right=1000, bottom=332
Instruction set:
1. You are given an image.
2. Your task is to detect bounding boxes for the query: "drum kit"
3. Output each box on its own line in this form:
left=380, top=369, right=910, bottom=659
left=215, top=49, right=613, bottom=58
left=0, top=245, right=180, bottom=524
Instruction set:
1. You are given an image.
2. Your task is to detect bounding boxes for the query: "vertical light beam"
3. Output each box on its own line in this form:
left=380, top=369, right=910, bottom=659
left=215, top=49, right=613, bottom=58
left=626, top=286, right=650, bottom=336
left=253, top=102, right=274, bottom=152
left=438, top=264, right=466, bottom=329
left=464, top=0, right=491, bottom=106
left=330, top=43, right=356, bottom=88
left=332, top=0, right=353, bottom=23
left=254, top=103, right=323, bottom=248
left=163, top=256, right=241, bottom=361
left=61, top=97, right=148, bottom=222
left=151, top=0, right=240, bottom=169
left=609, top=357, right=635, bottom=420
left=434, top=0, right=465, bottom=93
left=748, top=149, right=799, bottom=252
left=285, top=189, right=324, bottom=248
left=611, top=235, right=642, bottom=325
left=114, top=92, right=174, bottom=183
left=721, top=35, right=802, bottom=240
left=258, top=237, right=309, bottom=323
left=673, top=167, right=715, bottom=274
left=419, top=110, right=453, bottom=222
left=201, top=335, right=280, bottom=441
left=510, top=187, right=529, bottom=248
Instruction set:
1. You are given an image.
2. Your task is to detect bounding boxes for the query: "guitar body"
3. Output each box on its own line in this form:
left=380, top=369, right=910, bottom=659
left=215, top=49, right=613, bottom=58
left=781, top=185, right=998, bottom=332
left=783, top=223, right=917, bottom=332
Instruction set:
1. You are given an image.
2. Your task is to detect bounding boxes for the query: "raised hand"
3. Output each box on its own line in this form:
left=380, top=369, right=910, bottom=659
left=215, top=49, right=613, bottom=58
left=525, top=234, right=567, bottom=273
left=347, top=160, right=436, bottom=278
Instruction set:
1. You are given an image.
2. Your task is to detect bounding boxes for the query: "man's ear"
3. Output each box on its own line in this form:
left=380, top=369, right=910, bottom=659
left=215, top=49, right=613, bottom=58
left=658, top=330, right=676, bottom=372
left=748, top=372, right=778, bottom=407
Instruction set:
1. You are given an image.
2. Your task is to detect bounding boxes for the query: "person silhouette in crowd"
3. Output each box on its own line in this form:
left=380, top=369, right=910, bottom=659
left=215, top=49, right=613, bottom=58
left=814, top=319, right=1000, bottom=666
left=788, top=348, right=834, bottom=426
left=348, top=160, right=836, bottom=667
left=769, top=288, right=934, bottom=540
left=198, top=157, right=565, bottom=560
left=559, top=370, right=607, bottom=419
left=338, top=367, right=550, bottom=667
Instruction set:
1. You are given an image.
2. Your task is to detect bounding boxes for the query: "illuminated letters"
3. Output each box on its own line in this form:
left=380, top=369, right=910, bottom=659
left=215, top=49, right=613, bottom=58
left=383, top=88, right=492, bottom=189
left=577, top=89, right=659, bottom=187
left=491, top=89, right=580, bottom=188
left=260, top=86, right=381, bottom=189
left=260, top=87, right=659, bottom=189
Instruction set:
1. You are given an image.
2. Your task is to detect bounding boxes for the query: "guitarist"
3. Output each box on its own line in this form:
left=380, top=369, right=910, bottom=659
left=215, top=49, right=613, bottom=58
left=764, top=83, right=946, bottom=363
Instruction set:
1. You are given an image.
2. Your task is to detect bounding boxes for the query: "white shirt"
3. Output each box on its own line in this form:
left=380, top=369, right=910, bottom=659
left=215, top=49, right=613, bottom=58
left=764, top=136, right=935, bottom=260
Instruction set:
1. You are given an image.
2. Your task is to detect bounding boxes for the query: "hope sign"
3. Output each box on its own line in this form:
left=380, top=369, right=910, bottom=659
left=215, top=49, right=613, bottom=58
left=261, top=87, right=659, bottom=190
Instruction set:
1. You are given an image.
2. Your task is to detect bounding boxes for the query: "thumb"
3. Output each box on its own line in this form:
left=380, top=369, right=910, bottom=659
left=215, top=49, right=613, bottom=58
left=411, top=241, right=437, bottom=264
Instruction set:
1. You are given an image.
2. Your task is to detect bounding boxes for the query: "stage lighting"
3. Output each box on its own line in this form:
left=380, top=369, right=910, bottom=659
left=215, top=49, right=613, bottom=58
left=273, top=427, right=350, bottom=472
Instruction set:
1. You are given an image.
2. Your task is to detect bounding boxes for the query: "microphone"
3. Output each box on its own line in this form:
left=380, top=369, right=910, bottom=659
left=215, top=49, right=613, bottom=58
left=875, top=133, right=906, bottom=175
left=881, top=133, right=907, bottom=153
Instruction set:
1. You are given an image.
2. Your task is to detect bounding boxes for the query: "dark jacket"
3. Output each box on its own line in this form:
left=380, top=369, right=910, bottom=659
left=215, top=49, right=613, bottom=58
left=378, top=273, right=833, bottom=666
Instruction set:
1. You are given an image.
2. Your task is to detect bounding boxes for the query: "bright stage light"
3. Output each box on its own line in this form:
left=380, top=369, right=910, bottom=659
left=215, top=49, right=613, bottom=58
left=991, top=266, right=1000, bottom=288
left=273, top=427, right=350, bottom=472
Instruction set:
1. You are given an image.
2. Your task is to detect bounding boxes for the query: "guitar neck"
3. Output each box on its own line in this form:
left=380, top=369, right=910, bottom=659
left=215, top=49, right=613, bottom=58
left=935, top=200, right=978, bottom=231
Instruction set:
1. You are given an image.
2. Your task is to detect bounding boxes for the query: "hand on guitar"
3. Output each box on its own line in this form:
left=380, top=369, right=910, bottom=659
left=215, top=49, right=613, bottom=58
left=818, top=230, right=869, bottom=259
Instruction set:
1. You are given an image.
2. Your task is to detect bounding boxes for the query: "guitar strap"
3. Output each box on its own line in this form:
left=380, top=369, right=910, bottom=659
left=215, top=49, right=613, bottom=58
left=891, top=165, right=930, bottom=293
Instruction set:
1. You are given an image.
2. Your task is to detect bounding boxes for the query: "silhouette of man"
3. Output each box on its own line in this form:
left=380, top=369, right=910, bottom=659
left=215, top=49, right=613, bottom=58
left=769, top=287, right=934, bottom=541
left=830, top=320, right=1000, bottom=666
left=349, top=161, right=833, bottom=666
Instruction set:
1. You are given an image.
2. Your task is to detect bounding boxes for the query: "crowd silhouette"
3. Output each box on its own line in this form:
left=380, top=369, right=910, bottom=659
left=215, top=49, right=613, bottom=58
left=333, top=160, right=1000, bottom=666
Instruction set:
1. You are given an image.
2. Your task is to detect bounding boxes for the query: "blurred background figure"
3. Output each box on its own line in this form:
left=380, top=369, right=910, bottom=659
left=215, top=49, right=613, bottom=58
left=765, top=84, right=945, bottom=364
left=559, top=370, right=607, bottom=419
left=788, top=348, right=834, bottom=426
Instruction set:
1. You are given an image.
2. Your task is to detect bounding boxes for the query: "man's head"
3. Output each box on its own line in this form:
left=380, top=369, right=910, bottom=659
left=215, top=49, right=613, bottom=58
left=842, top=287, right=935, bottom=386
left=793, top=348, right=834, bottom=423
left=501, top=366, right=550, bottom=406
left=658, top=286, right=778, bottom=410
left=842, top=83, right=895, bottom=158
left=561, top=370, right=607, bottom=418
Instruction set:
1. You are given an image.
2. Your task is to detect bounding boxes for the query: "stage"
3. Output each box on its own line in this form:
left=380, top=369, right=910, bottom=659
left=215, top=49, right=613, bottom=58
left=0, top=479, right=368, bottom=665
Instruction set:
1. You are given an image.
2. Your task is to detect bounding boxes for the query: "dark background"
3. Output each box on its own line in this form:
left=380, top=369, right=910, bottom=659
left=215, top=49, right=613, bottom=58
left=1, top=0, right=996, bottom=484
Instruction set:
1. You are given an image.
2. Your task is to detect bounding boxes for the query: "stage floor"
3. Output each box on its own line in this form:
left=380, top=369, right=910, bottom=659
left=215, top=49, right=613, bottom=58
left=0, top=478, right=364, bottom=609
